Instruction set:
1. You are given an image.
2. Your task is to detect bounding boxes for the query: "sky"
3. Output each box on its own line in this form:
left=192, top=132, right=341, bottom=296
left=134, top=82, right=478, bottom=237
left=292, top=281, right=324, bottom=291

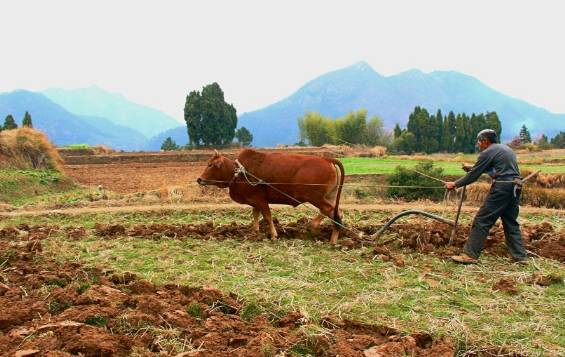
left=1, top=0, right=564, bottom=123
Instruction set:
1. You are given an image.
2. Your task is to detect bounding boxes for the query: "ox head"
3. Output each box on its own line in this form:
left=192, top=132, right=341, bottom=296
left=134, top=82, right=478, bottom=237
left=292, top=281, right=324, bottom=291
left=197, top=150, right=232, bottom=188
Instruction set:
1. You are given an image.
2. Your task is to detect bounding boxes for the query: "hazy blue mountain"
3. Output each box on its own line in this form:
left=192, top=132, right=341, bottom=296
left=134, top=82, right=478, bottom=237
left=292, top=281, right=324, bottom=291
left=146, top=126, right=188, bottom=150
left=43, top=86, right=181, bottom=138
left=239, top=61, right=565, bottom=146
left=0, top=90, right=147, bottom=150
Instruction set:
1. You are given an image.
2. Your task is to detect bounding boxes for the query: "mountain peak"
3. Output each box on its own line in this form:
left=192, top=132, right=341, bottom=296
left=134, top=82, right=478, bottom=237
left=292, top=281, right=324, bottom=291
left=344, top=61, right=379, bottom=74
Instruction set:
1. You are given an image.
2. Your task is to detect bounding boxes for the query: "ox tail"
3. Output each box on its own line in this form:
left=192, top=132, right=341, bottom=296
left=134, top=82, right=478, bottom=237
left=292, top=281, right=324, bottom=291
left=330, top=158, right=345, bottom=227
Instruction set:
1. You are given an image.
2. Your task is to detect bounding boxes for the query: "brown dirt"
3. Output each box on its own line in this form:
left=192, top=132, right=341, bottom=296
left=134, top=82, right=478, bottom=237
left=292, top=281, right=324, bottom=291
left=492, top=279, right=520, bottom=295
left=526, top=273, right=563, bottom=287
left=64, top=162, right=207, bottom=194
left=0, top=223, right=459, bottom=356
left=62, top=148, right=339, bottom=194
left=375, top=220, right=565, bottom=262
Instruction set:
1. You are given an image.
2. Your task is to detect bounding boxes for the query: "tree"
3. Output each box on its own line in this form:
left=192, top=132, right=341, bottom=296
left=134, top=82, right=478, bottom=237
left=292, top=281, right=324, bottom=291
left=22, top=111, right=33, bottom=128
left=485, top=112, right=502, bottom=139
left=519, top=124, right=531, bottom=144
left=235, top=127, right=253, bottom=147
left=393, top=123, right=402, bottom=138
left=337, top=110, right=367, bottom=145
left=394, top=131, right=416, bottom=154
left=433, top=109, right=443, bottom=151
left=455, top=114, right=468, bottom=152
left=442, top=111, right=456, bottom=152
left=161, top=137, right=179, bottom=151
left=550, top=131, right=565, bottom=148
left=3, top=115, right=17, bottom=130
left=365, top=116, right=387, bottom=146
left=184, top=82, right=237, bottom=146
left=536, top=134, right=550, bottom=149
left=297, top=112, right=334, bottom=146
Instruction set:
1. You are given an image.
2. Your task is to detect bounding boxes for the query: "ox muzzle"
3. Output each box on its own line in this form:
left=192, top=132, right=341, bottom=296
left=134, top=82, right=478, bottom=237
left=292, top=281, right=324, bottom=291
left=196, top=177, right=208, bottom=185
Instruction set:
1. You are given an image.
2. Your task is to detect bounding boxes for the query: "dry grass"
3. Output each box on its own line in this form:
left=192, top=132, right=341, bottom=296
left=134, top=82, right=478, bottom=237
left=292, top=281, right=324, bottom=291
left=0, top=128, right=64, bottom=172
left=465, top=183, right=565, bottom=209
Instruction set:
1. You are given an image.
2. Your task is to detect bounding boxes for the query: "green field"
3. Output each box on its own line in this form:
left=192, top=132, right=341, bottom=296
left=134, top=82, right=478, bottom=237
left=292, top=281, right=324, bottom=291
left=340, top=157, right=565, bottom=175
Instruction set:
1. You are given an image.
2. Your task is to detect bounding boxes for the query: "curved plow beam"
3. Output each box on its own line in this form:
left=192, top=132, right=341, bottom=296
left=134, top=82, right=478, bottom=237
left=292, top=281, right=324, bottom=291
left=372, top=210, right=455, bottom=239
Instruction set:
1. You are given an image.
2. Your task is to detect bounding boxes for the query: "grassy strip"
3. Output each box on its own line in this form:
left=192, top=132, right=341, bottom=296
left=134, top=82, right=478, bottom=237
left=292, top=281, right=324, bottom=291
left=0, top=169, right=78, bottom=206
left=1, top=206, right=564, bottom=229
left=27, top=208, right=564, bottom=356
left=340, top=157, right=565, bottom=175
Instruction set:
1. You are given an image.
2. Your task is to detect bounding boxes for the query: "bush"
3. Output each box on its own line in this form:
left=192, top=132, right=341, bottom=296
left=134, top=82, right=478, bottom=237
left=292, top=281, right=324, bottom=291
left=387, top=161, right=445, bottom=201
left=0, top=128, right=64, bottom=171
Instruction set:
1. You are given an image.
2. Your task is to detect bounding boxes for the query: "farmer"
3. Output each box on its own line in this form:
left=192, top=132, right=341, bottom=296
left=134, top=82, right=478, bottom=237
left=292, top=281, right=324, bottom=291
left=444, top=129, right=528, bottom=264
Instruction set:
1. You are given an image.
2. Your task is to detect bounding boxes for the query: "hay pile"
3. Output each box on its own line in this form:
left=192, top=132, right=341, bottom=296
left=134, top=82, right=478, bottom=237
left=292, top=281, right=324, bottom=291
left=0, top=128, right=63, bottom=171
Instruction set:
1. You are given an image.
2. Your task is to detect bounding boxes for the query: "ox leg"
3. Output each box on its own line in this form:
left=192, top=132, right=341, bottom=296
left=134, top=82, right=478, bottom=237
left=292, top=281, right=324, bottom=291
left=251, top=207, right=260, bottom=233
left=260, top=205, right=278, bottom=239
left=310, top=214, right=324, bottom=230
left=317, top=200, right=340, bottom=245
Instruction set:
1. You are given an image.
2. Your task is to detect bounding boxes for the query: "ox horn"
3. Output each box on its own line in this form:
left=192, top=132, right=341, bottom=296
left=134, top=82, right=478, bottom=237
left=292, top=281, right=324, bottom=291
left=214, top=149, right=219, bottom=157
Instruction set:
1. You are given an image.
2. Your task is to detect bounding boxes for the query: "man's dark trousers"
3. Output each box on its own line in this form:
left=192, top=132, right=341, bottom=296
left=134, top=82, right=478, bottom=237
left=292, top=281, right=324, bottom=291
left=463, top=182, right=528, bottom=261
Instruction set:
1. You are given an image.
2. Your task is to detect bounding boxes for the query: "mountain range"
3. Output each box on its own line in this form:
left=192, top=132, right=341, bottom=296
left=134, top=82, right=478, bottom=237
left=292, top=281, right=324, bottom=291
left=43, top=86, right=181, bottom=138
left=0, top=90, right=147, bottom=150
left=1, top=62, right=563, bottom=149
left=239, top=62, right=564, bottom=147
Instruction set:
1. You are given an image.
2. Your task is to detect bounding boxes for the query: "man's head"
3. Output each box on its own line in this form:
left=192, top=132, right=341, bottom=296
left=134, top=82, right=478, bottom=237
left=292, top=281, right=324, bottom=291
left=476, top=129, right=497, bottom=150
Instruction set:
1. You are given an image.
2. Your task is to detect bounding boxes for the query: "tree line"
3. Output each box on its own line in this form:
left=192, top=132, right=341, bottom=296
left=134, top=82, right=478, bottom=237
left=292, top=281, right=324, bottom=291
left=393, top=107, right=502, bottom=154
left=513, top=125, right=565, bottom=149
left=1, top=112, right=33, bottom=132
left=297, top=110, right=390, bottom=147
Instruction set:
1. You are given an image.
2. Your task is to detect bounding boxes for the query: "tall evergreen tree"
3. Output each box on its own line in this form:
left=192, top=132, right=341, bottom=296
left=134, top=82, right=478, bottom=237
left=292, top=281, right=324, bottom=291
left=3, top=115, right=17, bottom=130
left=393, top=123, right=402, bottom=138
left=434, top=109, right=443, bottom=151
left=485, top=112, right=502, bottom=139
left=184, top=83, right=237, bottom=146
left=441, top=111, right=456, bottom=152
left=519, top=124, right=531, bottom=144
left=22, top=111, right=33, bottom=128
left=550, top=131, right=565, bottom=148
left=455, top=114, right=470, bottom=152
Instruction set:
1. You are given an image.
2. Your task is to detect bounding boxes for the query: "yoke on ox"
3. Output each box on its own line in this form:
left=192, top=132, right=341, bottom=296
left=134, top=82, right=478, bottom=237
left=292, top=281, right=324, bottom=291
left=197, top=149, right=345, bottom=244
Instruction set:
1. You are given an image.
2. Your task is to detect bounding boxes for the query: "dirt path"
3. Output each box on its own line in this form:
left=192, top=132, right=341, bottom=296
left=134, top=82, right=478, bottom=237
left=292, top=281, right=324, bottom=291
left=1, top=202, right=564, bottom=218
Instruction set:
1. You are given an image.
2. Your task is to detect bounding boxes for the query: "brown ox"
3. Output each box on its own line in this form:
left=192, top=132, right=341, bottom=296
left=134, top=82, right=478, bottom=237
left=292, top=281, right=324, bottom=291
left=197, top=149, right=345, bottom=244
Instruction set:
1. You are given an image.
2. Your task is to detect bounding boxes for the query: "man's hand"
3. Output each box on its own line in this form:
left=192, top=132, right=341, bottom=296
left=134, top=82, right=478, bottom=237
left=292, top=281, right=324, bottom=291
left=462, top=163, right=473, bottom=172
left=445, top=181, right=456, bottom=190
